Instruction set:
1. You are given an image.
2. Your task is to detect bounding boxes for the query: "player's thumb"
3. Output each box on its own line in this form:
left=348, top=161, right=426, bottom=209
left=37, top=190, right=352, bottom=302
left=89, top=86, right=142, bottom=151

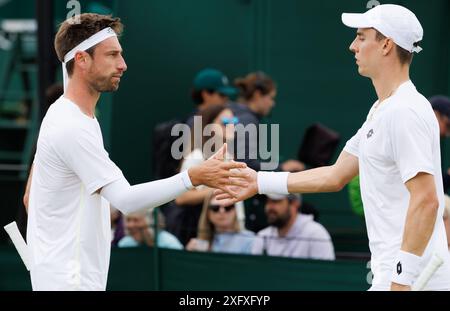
left=210, top=143, right=227, bottom=161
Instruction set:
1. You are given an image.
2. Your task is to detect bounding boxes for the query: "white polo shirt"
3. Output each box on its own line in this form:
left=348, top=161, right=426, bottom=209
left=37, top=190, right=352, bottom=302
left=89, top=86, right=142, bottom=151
left=344, top=80, right=450, bottom=290
left=27, top=96, right=123, bottom=290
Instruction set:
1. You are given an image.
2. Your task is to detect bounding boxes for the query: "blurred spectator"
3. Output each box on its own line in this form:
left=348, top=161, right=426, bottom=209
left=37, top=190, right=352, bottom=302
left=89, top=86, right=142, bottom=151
left=118, top=209, right=183, bottom=250
left=430, top=95, right=450, bottom=192
left=185, top=68, right=237, bottom=128
left=252, top=193, right=335, bottom=260
left=186, top=192, right=254, bottom=254
left=110, top=204, right=125, bottom=247
left=230, top=71, right=304, bottom=172
left=165, top=104, right=245, bottom=245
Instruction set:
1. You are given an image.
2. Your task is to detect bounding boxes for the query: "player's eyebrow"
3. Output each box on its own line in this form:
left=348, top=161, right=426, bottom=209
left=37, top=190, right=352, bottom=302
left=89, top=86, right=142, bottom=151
left=106, top=48, right=123, bottom=54
left=357, top=31, right=365, bottom=37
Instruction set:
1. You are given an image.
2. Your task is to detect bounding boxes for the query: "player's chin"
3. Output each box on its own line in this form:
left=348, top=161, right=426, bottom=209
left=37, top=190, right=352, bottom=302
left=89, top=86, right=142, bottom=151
left=103, top=82, right=120, bottom=92
left=357, top=66, right=369, bottom=77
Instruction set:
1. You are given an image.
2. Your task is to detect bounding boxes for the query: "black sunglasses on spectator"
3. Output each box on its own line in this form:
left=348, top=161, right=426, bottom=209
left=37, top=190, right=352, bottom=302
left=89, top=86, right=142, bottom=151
left=208, top=204, right=235, bottom=213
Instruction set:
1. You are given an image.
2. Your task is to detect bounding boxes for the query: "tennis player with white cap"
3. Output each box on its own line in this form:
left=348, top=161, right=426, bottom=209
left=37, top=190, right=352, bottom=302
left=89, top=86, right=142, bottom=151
left=24, top=13, right=247, bottom=291
left=218, top=4, right=450, bottom=291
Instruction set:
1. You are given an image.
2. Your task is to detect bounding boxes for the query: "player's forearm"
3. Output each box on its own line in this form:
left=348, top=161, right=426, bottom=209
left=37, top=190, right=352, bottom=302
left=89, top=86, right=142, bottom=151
left=444, top=217, right=450, bottom=249
left=287, top=165, right=345, bottom=194
left=23, top=164, right=34, bottom=213
left=101, top=171, right=193, bottom=215
left=401, top=195, right=439, bottom=256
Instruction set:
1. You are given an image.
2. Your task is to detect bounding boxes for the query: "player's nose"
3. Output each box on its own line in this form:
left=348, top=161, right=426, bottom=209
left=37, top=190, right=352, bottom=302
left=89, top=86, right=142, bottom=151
left=118, top=54, right=127, bottom=72
left=349, top=38, right=357, bottom=53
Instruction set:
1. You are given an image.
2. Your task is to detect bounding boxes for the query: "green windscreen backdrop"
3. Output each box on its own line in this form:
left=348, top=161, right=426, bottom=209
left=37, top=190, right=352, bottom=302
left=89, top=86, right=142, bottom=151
left=0, top=246, right=369, bottom=291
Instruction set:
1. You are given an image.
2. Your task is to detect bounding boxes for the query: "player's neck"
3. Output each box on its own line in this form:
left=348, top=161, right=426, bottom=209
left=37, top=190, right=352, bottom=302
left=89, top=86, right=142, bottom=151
left=64, top=77, right=101, bottom=118
left=372, top=65, right=410, bottom=103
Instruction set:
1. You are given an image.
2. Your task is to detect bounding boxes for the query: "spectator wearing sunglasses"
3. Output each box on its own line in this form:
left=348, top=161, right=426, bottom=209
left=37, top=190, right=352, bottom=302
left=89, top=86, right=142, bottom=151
left=166, top=104, right=245, bottom=245
left=230, top=71, right=305, bottom=172
left=186, top=192, right=255, bottom=254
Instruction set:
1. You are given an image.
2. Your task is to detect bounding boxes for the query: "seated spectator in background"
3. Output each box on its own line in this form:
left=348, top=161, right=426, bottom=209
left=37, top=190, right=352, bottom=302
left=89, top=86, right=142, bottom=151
left=186, top=192, right=254, bottom=254
left=110, top=204, right=124, bottom=247
left=252, top=193, right=335, bottom=260
left=118, top=209, right=183, bottom=250
left=166, top=104, right=245, bottom=245
left=430, top=95, right=450, bottom=192
left=230, top=71, right=304, bottom=172
left=185, top=68, right=237, bottom=128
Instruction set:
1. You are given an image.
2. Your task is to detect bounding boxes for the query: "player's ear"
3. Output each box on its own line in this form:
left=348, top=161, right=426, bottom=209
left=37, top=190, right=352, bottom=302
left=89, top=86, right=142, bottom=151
left=74, top=51, right=90, bottom=70
left=382, top=38, right=394, bottom=56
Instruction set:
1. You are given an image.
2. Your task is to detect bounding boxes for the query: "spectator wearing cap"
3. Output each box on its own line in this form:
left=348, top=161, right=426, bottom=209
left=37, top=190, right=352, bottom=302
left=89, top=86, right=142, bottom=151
left=186, top=68, right=237, bottom=129
left=430, top=95, right=450, bottom=192
left=251, top=193, right=335, bottom=260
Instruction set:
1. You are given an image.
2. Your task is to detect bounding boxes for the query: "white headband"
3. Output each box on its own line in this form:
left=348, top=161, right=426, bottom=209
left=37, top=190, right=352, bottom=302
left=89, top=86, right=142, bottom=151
left=62, top=27, right=117, bottom=91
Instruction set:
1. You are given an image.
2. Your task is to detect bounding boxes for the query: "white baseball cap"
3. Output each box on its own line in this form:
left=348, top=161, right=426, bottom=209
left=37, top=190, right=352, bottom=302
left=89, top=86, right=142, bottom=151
left=342, top=4, right=423, bottom=53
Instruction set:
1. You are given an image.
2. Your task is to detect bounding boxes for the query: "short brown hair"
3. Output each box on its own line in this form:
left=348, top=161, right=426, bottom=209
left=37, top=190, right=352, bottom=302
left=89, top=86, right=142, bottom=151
left=54, top=13, right=123, bottom=76
left=375, top=30, right=413, bottom=65
left=234, top=71, right=276, bottom=102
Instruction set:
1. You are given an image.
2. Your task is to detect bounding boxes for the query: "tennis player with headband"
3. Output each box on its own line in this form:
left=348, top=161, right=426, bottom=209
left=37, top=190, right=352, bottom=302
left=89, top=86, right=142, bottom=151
left=217, top=4, right=450, bottom=291
left=25, top=13, right=247, bottom=290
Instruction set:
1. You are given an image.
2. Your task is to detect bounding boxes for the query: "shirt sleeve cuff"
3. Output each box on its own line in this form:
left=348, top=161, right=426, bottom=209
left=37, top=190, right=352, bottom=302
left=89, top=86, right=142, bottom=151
left=180, top=170, right=194, bottom=190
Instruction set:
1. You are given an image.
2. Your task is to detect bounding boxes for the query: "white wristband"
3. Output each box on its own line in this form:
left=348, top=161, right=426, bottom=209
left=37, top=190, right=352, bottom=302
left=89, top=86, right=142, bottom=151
left=391, top=250, right=422, bottom=286
left=180, top=170, right=194, bottom=190
left=257, top=171, right=289, bottom=195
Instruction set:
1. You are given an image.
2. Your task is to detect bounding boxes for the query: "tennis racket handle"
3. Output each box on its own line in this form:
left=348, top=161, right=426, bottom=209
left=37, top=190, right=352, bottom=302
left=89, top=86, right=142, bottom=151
left=411, top=253, right=444, bottom=291
left=4, top=221, right=31, bottom=271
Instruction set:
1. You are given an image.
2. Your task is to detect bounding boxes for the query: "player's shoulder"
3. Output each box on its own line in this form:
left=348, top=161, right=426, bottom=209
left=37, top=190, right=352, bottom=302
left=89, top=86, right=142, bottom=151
left=392, top=82, right=431, bottom=113
left=44, top=97, right=77, bottom=125
left=45, top=98, right=96, bottom=134
left=389, top=90, right=433, bottom=124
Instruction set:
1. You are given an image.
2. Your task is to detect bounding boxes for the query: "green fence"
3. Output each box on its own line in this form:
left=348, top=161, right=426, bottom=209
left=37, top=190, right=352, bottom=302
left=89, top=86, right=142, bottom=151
left=0, top=245, right=369, bottom=291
